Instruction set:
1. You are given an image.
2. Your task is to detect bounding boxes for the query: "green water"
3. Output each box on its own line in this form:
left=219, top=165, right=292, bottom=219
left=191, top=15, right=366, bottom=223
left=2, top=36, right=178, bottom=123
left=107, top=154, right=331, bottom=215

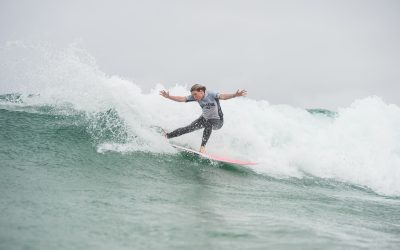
left=1, top=107, right=400, bottom=250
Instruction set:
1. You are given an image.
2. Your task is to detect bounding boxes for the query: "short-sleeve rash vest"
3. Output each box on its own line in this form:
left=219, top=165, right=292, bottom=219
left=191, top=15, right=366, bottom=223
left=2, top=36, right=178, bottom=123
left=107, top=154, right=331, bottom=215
left=186, top=90, right=224, bottom=120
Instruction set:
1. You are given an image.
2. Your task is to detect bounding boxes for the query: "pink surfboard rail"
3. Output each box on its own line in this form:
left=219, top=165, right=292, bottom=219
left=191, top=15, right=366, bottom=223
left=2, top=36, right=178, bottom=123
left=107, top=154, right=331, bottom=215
left=171, top=144, right=257, bottom=166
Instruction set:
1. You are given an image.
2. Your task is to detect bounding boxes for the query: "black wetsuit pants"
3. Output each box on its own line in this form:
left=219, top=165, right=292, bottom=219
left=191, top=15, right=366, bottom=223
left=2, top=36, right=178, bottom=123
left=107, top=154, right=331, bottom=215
left=166, top=116, right=223, bottom=146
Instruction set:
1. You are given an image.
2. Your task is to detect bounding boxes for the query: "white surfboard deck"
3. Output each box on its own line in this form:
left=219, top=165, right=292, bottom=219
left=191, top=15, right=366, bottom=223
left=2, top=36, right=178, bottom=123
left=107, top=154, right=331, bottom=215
left=171, top=144, right=257, bottom=166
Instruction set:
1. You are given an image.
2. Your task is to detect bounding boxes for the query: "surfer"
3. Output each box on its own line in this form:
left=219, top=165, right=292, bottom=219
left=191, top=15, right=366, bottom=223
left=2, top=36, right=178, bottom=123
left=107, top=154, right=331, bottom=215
left=159, top=84, right=247, bottom=153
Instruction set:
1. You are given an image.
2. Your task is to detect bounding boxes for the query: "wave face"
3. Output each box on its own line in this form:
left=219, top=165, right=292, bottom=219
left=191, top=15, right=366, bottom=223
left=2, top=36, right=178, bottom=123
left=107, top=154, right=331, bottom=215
left=1, top=42, right=400, bottom=197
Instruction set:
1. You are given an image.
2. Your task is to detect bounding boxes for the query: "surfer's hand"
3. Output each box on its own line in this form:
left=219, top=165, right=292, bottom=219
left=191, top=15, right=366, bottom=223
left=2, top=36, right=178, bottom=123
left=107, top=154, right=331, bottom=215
left=159, top=90, right=170, bottom=98
left=235, top=89, right=247, bottom=97
left=199, top=146, right=206, bottom=153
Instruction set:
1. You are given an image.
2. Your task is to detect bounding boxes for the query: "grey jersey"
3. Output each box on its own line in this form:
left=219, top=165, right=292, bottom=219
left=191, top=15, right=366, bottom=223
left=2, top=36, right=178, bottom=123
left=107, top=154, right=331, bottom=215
left=186, top=90, right=224, bottom=120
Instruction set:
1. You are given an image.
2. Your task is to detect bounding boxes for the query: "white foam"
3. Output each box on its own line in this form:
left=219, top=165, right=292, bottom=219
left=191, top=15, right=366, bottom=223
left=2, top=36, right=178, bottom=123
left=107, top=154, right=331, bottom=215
left=1, top=42, right=400, bottom=196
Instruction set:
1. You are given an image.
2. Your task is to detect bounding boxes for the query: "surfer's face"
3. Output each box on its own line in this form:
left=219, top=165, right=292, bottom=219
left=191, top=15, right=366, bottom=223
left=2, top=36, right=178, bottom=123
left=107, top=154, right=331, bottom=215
left=191, top=90, right=205, bottom=101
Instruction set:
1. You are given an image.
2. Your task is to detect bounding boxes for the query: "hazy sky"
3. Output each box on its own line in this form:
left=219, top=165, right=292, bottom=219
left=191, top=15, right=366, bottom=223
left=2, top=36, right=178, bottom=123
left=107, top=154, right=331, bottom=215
left=1, top=0, right=399, bottom=109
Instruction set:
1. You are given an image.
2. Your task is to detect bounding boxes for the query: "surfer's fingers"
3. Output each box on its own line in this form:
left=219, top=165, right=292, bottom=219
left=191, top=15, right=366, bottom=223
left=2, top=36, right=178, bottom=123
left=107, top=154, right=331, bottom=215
left=159, top=90, right=168, bottom=97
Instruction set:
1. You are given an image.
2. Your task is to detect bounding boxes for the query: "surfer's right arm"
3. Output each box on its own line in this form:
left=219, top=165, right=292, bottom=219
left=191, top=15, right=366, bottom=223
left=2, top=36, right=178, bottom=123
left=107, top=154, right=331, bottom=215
left=159, top=90, right=187, bottom=102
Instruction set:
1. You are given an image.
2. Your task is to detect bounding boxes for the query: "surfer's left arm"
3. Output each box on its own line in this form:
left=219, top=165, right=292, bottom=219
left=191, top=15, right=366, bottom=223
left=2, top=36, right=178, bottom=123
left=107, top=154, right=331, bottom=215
left=219, top=89, right=247, bottom=100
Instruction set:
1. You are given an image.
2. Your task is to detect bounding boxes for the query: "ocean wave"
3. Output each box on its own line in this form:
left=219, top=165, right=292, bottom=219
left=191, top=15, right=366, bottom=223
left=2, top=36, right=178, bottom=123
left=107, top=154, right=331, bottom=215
left=1, top=42, right=400, bottom=196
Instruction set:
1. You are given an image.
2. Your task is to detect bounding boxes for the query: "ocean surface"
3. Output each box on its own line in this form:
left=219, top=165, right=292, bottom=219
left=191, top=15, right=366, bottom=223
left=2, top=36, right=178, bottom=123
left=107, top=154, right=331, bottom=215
left=1, top=43, right=400, bottom=249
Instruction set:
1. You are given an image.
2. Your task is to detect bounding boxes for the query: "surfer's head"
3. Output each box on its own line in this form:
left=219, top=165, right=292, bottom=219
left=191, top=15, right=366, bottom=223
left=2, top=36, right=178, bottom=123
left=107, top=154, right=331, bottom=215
left=190, top=84, right=206, bottom=101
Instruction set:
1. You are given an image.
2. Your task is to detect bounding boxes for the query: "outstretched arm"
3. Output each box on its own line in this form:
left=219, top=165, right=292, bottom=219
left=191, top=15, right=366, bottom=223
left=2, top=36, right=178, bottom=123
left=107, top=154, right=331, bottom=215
left=159, top=90, right=187, bottom=102
left=219, top=89, right=247, bottom=100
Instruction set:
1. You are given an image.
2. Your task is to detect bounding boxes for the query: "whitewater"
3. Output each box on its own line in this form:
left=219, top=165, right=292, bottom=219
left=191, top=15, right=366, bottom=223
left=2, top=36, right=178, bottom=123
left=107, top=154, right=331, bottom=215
left=2, top=42, right=400, bottom=196
left=1, top=42, right=400, bottom=249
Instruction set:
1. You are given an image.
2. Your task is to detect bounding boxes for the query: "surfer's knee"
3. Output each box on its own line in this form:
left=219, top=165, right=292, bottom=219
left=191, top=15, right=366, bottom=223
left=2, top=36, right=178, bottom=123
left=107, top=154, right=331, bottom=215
left=211, top=120, right=223, bottom=130
left=212, top=124, right=223, bottom=130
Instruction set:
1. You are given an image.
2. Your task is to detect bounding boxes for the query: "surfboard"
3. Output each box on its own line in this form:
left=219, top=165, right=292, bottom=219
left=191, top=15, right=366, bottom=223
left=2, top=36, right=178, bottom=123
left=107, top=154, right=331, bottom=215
left=152, top=126, right=257, bottom=165
left=171, top=143, right=257, bottom=166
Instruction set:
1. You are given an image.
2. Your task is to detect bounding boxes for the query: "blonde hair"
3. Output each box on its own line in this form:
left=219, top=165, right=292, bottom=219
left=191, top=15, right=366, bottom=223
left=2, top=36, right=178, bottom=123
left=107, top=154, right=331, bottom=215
left=190, top=84, right=206, bottom=92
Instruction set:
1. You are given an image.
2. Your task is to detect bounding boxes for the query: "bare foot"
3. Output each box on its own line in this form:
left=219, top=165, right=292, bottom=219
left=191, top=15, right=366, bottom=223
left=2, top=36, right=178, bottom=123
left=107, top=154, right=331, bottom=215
left=160, top=128, right=168, bottom=138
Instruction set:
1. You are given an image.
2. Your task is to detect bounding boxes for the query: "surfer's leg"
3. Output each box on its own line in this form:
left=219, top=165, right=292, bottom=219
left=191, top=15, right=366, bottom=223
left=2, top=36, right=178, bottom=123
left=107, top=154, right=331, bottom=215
left=201, top=119, right=223, bottom=146
left=166, top=116, right=206, bottom=139
left=211, top=118, right=223, bottom=130
left=201, top=125, right=212, bottom=146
